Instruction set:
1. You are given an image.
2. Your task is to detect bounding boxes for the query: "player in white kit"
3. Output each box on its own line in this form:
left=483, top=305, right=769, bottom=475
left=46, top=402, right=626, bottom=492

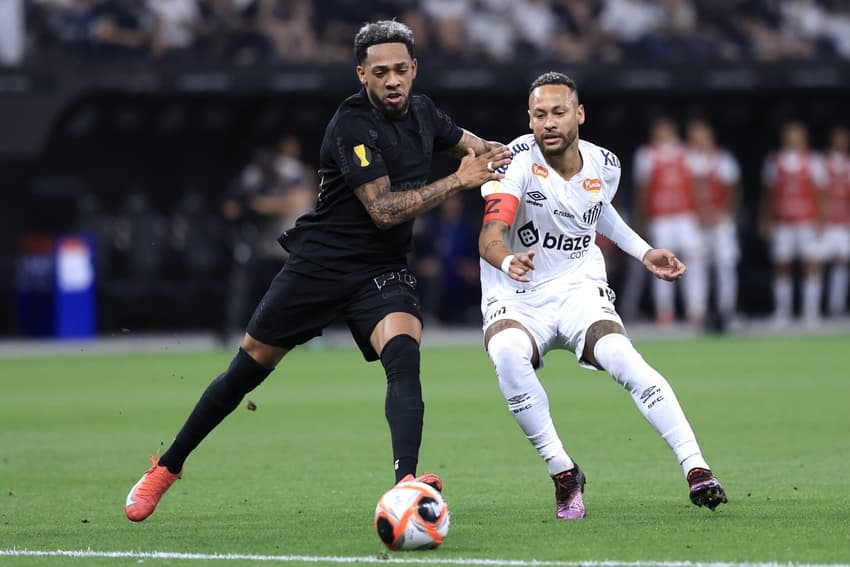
left=478, top=72, right=726, bottom=520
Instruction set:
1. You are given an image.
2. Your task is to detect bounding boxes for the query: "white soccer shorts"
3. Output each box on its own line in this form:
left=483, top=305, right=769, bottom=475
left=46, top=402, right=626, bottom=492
left=702, top=217, right=740, bottom=267
left=820, top=224, right=850, bottom=261
left=482, top=277, right=622, bottom=370
left=770, top=223, right=822, bottom=263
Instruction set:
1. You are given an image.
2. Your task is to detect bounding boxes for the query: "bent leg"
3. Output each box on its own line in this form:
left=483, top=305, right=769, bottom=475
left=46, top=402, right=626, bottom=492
left=587, top=323, right=709, bottom=476
left=486, top=322, right=574, bottom=475
left=158, top=333, right=282, bottom=473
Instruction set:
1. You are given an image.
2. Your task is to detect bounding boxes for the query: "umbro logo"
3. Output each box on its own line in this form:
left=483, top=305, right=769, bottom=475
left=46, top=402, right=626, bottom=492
left=527, top=191, right=547, bottom=201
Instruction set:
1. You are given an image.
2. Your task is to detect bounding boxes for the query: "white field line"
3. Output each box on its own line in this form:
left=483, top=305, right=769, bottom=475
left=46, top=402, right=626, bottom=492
left=0, top=550, right=847, bottom=567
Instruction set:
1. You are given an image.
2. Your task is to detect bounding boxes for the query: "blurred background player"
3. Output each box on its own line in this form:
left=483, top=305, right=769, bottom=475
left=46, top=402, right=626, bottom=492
left=221, top=135, right=316, bottom=341
left=822, top=126, right=850, bottom=318
left=634, top=116, right=707, bottom=327
left=686, top=118, right=741, bottom=330
left=760, top=120, right=828, bottom=326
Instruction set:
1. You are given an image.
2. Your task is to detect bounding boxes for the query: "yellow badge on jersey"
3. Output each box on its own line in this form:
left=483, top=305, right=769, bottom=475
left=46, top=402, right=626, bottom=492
left=481, top=180, right=501, bottom=197
left=353, top=144, right=371, bottom=167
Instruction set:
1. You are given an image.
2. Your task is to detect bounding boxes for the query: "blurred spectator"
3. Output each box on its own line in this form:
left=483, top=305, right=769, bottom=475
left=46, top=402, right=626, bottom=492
left=148, top=0, right=199, bottom=60
left=466, top=0, right=516, bottom=62
left=413, top=195, right=480, bottom=325
left=111, top=191, right=169, bottom=281
left=686, top=118, right=742, bottom=329
left=0, top=0, right=25, bottom=66
left=221, top=135, right=316, bottom=338
left=821, top=126, right=850, bottom=317
left=634, top=116, right=707, bottom=326
left=255, top=0, right=316, bottom=62
left=421, top=0, right=470, bottom=57
left=760, top=121, right=828, bottom=326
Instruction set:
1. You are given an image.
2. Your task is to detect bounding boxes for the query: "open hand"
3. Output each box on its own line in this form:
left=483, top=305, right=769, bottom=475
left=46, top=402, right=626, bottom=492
left=643, top=248, right=686, bottom=281
left=456, top=146, right=512, bottom=189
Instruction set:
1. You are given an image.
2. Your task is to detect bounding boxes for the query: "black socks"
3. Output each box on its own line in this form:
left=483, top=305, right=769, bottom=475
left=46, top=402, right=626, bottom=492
left=380, top=334, right=424, bottom=482
left=159, top=348, right=272, bottom=473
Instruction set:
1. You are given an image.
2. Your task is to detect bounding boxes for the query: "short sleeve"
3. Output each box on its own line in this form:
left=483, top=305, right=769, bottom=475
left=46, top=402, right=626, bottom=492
left=481, top=154, right=526, bottom=200
left=633, top=146, right=652, bottom=185
left=429, top=99, right=464, bottom=152
left=810, top=154, right=828, bottom=189
left=720, top=151, right=740, bottom=185
left=332, top=113, right=388, bottom=190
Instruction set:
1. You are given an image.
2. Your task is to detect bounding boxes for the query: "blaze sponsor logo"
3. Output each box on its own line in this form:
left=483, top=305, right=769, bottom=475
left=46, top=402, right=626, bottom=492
left=353, top=144, right=371, bottom=167
left=542, top=233, right=592, bottom=252
left=582, top=178, right=601, bottom=192
left=532, top=163, right=549, bottom=178
left=517, top=220, right=540, bottom=246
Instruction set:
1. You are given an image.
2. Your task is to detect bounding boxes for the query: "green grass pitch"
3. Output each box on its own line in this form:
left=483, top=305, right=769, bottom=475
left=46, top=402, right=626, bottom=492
left=1, top=334, right=849, bottom=566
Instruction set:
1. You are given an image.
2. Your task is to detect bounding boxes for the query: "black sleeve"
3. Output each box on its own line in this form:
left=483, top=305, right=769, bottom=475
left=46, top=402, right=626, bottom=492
left=427, top=96, right=464, bottom=153
left=332, top=112, right=388, bottom=191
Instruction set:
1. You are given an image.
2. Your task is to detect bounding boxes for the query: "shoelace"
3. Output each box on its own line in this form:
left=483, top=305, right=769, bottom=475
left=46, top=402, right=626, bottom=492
left=133, top=455, right=177, bottom=499
left=553, top=471, right=582, bottom=499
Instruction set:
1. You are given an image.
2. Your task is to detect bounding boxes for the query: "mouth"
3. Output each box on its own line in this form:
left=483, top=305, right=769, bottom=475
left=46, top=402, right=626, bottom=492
left=385, top=92, right=404, bottom=105
left=543, top=133, right=562, bottom=145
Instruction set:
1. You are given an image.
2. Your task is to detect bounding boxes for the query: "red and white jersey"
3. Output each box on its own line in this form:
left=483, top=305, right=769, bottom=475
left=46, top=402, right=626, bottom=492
left=480, top=135, right=621, bottom=296
left=825, top=150, right=850, bottom=224
left=686, top=148, right=740, bottom=214
left=634, top=143, right=696, bottom=218
left=762, top=150, right=827, bottom=223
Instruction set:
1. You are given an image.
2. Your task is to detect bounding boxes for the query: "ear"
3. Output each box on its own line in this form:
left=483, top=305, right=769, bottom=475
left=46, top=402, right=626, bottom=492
left=527, top=110, right=533, bottom=131
left=577, top=104, right=586, bottom=126
left=411, top=58, right=418, bottom=80
left=356, top=65, right=366, bottom=86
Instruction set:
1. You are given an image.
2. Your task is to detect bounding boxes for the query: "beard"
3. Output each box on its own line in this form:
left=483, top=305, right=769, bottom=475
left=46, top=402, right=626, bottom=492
left=536, top=128, right=578, bottom=156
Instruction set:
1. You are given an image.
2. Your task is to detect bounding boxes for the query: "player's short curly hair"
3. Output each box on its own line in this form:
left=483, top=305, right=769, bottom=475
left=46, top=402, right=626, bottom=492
left=529, top=72, right=579, bottom=99
left=354, top=20, right=416, bottom=63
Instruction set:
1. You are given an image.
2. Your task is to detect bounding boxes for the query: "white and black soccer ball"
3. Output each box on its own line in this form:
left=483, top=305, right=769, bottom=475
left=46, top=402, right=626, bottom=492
left=374, top=480, right=450, bottom=551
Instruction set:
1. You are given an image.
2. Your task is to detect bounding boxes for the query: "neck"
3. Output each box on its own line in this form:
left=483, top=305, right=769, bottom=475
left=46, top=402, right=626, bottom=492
left=545, top=142, right=583, bottom=179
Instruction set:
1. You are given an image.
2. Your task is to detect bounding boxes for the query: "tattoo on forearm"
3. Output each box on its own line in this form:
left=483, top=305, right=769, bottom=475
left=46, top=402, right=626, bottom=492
left=483, top=239, right=504, bottom=255
left=357, top=174, right=462, bottom=229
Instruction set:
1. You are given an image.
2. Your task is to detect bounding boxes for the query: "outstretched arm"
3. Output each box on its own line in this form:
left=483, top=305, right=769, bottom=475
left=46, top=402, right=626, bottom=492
left=355, top=146, right=511, bottom=229
left=597, top=204, right=685, bottom=281
left=445, top=129, right=504, bottom=158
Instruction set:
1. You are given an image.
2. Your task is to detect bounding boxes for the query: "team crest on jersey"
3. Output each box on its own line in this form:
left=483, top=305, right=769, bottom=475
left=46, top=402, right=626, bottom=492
left=531, top=163, right=549, bottom=178
left=353, top=144, right=371, bottom=167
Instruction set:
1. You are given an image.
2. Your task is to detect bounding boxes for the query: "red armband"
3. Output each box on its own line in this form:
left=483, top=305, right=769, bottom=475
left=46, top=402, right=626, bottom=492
left=483, top=193, right=519, bottom=226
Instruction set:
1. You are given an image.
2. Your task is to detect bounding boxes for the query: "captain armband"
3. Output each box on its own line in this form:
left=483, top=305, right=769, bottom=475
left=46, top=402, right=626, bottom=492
left=482, top=193, right=520, bottom=227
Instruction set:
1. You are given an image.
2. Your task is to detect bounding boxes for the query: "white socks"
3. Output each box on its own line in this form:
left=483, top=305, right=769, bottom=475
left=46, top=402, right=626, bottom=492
left=593, top=333, right=709, bottom=475
left=487, top=328, right=574, bottom=475
left=829, top=264, right=849, bottom=315
left=773, top=275, right=793, bottom=320
left=803, top=272, right=823, bottom=322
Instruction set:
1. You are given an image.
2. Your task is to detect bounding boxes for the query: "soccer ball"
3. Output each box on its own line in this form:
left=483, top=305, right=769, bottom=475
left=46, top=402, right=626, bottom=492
left=374, top=480, right=450, bottom=551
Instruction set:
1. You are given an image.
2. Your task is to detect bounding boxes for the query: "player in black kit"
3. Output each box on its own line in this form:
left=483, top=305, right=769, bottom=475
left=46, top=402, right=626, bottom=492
left=125, top=19, right=512, bottom=522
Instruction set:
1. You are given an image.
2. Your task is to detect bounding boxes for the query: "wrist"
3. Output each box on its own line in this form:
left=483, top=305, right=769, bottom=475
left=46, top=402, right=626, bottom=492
left=500, top=254, right=515, bottom=274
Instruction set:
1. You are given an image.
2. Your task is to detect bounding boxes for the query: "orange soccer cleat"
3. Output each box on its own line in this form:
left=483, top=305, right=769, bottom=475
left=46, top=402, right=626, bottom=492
left=124, top=455, right=181, bottom=522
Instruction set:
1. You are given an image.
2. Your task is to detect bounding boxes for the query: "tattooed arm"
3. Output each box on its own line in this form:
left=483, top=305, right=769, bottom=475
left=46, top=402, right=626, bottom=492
left=354, top=174, right=463, bottom=230
left=444, top=129, right=504, bottom=158
left=355, top=145, right=512, bottom=230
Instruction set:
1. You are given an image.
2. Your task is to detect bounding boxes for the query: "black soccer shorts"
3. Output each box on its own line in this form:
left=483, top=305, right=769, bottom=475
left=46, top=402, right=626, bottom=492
left=246, top=256, right=422, bottom=361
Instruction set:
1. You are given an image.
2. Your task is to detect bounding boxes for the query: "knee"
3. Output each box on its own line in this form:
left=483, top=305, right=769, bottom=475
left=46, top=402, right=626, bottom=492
left=380, top=334, right=420, bottom=382
left=487, top=328, right=535, bottom=390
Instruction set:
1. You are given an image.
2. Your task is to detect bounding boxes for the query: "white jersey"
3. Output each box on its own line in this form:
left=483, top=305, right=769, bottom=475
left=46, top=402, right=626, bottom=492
left=480, top=135, right=622, bottom=298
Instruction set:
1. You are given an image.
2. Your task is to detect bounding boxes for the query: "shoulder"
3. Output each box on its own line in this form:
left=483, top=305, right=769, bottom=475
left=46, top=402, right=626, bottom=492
left=581, top=139, right=621, bottom=185
left=331, top=91, right=379, bottom=131
left=506, top=134, right=536, bottom=161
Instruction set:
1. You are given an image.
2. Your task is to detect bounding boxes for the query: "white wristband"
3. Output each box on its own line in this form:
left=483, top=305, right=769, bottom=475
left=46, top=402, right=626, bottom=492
left=500, top=254, right=515, bottom=274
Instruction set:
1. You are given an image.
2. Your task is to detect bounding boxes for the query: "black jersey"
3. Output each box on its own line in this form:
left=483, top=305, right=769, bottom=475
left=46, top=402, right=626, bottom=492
left=279, top=88, right=463, bottom=272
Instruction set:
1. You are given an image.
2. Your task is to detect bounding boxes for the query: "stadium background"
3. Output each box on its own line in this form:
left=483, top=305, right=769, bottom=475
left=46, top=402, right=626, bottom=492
left=2, top=0, right=850, bottom=339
